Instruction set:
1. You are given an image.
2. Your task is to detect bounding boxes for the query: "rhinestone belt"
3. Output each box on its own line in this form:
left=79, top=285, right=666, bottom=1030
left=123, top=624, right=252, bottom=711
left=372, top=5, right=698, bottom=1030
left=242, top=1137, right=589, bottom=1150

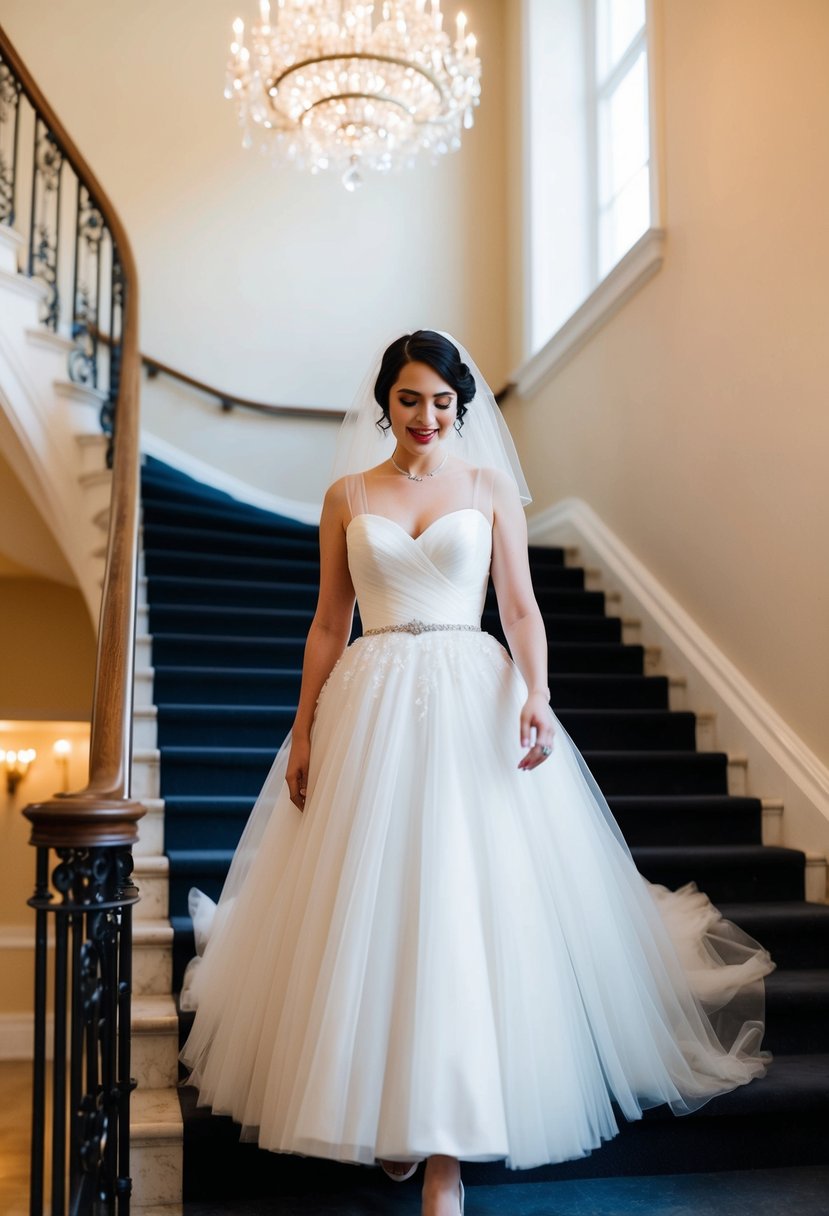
left=363, top=618, right=481, bottom=637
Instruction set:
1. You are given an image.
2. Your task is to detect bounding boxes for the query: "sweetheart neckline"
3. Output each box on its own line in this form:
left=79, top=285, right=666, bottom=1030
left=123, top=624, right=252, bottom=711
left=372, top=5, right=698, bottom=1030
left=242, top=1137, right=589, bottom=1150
left=346, top=508, right=490, bottom=544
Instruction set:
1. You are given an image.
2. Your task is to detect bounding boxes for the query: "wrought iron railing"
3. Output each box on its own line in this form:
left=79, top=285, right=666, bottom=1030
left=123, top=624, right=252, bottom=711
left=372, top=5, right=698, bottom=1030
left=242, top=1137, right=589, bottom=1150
left=0, top=31, right=125, bottom=465
left=0, top=24, right=145, bottom=1216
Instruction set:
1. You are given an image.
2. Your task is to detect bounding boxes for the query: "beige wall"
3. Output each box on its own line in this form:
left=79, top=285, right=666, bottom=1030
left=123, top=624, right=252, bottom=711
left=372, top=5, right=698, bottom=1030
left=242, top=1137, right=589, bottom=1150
left=0, top=450, right=77, bottom=584
left=0, top=579, right=96, bottom=720
left=1, top=0, right=510, bottom=426
left=503, top=0, right=829, bottom=764
left=0, top=721, right=90, bottom=1014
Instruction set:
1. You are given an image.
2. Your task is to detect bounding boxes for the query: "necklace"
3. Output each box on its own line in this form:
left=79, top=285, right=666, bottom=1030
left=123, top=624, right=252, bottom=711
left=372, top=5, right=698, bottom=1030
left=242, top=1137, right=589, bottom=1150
left=390, top=451, right=449, bottom=482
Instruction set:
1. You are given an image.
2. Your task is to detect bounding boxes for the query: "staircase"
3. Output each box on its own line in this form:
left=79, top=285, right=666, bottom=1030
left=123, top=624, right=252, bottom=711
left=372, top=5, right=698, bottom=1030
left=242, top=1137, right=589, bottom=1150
left=131, top=455, right=829, bottom=1211
left=0, top=224, right=114, bottom=623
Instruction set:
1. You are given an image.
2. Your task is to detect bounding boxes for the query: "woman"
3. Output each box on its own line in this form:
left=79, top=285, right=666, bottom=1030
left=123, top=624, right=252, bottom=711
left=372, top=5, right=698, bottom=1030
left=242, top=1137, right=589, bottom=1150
left=179, top=331, right=774, bottom=1216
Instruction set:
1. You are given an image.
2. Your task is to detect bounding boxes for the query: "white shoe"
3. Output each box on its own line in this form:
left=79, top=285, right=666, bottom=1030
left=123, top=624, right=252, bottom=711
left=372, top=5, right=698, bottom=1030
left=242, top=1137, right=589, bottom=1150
left=379, top=1158, right=421, bottom=1182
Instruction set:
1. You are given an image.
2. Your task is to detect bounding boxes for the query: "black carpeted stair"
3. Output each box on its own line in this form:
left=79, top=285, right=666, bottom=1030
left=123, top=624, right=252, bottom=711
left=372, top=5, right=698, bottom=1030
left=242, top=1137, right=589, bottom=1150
left=138, top=455, right=829, bottom=1203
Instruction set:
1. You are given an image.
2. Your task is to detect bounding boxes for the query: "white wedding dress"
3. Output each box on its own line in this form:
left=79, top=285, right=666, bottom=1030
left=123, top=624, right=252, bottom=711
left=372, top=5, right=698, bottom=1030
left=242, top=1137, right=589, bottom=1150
left=178, top=467, right=775, bottom=1171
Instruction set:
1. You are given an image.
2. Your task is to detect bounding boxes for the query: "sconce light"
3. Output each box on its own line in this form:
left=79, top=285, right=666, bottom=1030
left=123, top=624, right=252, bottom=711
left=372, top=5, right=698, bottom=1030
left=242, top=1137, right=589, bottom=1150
left=53, top=738, right=72, bottom=793
left=0, top=747, right=37, bottom=794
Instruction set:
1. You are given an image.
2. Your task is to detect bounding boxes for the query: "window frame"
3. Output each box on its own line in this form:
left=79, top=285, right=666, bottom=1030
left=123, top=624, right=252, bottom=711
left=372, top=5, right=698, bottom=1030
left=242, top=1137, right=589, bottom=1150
left=517, top=0, right=665, bottom=392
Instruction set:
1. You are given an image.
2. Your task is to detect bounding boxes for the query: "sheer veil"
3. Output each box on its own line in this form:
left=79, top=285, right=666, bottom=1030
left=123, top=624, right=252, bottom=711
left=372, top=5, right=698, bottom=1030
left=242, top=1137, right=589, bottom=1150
left=328, top=330, right=532, bottom=504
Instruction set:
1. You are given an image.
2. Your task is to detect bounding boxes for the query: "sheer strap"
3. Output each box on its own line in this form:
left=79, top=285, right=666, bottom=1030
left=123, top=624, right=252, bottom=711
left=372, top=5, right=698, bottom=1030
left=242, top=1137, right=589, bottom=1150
left=471, top=466, right=495, bottom=523
left=343, top=472, right=369, bottom=523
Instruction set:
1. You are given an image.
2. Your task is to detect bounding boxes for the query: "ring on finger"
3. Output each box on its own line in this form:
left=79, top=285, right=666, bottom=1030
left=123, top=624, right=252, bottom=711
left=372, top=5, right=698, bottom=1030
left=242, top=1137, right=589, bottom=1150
left=539, top=745, right=552, bottom=757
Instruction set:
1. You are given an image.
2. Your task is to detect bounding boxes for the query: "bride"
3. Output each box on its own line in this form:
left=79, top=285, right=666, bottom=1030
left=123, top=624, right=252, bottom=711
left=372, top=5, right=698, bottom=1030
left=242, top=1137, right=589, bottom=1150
left=178, top=330, right=774, bottom=1216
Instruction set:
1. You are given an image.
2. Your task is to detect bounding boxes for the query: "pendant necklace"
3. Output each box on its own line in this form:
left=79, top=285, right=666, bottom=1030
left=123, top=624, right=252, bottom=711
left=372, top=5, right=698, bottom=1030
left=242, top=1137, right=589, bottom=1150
left=391, top=451, right=449, bottom=482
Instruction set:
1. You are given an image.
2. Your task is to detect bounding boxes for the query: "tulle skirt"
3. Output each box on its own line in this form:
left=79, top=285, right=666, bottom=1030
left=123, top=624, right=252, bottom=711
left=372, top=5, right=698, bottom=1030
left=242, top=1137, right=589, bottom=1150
left=179, top=629, right=774, bottom=1170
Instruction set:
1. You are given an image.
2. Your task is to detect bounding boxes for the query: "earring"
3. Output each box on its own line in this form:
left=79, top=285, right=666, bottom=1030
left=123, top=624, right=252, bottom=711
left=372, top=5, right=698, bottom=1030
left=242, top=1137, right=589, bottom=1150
left=454, top=418, right=463, bottom=434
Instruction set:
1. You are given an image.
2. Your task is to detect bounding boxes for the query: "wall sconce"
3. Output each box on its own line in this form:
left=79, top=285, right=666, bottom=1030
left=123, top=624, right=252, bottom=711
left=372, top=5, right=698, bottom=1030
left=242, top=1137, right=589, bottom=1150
left=53, top=738, right=72, bottom=793
left=0, top=747, right=37, bottom=794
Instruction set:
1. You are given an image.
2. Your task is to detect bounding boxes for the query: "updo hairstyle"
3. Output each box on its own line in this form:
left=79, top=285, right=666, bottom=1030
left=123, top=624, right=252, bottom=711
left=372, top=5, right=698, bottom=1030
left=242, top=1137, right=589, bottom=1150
left=373, top=330, right=477, bottom=433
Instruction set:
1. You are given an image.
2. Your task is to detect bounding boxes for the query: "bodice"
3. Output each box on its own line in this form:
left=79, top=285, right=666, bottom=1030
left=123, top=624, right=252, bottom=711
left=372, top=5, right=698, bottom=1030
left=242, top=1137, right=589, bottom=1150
left=345, top=509, right=493, bottom=632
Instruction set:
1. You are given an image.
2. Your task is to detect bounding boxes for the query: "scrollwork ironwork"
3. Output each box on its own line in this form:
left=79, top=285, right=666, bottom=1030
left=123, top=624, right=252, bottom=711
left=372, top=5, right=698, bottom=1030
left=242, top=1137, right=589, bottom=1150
left=29, top=844, right=139, bottom=1215
left=1, top=42, right=127, bottom=453
left=0, top=63, right=21, bottom=225
left=70, top=185, right=105, bottom=390
left=29, top=120, right=65, bottom=329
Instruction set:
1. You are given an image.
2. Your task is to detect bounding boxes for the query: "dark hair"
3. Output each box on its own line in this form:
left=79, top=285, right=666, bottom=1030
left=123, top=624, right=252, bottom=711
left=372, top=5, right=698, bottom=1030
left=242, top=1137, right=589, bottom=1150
left=373, top=330, right=476, bottom=433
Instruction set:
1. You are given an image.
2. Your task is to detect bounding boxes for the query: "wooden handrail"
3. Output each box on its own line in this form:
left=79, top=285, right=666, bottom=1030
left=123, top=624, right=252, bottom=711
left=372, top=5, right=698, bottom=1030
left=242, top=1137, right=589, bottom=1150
left=143, top=351, right=346, bottom=421
left=1, top=25, right=145, bottom=846
left=87, top=323, right=343, bottom=420
left=93, top=324, right=516, bottom=419
left=144, top=350, right=514, bottom=416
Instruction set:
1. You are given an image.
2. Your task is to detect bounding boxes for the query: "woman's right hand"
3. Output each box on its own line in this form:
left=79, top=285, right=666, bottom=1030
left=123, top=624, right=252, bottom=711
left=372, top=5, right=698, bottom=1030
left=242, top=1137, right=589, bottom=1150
left=286, top=735, right=311, bottom=811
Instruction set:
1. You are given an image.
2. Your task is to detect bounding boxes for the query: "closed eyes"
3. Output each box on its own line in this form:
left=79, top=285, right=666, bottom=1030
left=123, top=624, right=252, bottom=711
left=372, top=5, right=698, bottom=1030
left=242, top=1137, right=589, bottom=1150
left=399, top=397, right=453, bottom=409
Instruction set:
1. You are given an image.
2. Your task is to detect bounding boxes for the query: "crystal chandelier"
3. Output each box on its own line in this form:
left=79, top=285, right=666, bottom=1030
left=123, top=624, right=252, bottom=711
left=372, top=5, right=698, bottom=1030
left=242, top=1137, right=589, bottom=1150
left=225, top=1, right=482, bottom=189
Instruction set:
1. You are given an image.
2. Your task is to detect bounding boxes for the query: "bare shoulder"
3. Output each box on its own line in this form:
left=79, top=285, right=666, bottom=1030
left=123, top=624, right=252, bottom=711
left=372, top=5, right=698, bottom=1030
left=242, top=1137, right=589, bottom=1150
left=321, top=477, right=352, bottom=532
left=324, top=474, right=351, bottom=505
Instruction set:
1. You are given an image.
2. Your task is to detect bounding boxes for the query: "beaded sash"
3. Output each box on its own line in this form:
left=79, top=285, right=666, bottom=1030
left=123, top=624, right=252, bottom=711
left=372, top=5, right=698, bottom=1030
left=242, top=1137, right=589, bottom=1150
left=362, top=618, right=481, bottom=637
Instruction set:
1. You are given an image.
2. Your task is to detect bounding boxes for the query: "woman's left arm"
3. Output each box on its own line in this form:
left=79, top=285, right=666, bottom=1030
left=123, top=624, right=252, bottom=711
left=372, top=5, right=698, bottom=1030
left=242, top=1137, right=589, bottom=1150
left=489, top=469, right=557, bottom=769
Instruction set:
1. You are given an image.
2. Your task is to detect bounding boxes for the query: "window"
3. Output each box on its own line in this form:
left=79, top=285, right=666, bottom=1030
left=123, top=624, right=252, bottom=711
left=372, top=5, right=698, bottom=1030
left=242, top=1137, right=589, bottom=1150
left=524, top=0, right=659, bottom=360
left=593, top=0, right=651, bottom=279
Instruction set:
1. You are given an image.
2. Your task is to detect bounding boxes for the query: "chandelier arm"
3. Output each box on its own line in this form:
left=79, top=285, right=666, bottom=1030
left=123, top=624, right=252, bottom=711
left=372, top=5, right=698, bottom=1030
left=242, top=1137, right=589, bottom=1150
left=297, top=92, right=462, bottom=130
left=298, top=91, right=442, bottom=118
left=269, top=52, right=447, bottom=106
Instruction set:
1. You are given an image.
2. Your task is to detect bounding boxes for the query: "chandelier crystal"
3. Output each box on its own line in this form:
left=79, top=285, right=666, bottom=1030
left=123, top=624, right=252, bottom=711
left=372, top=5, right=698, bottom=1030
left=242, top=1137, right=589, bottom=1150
left=225, top=0, right=482, bottom=189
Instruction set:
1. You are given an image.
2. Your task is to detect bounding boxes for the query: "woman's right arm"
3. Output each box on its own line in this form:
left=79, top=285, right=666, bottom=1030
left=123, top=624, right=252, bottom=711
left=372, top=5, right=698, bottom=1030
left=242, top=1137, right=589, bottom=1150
left=286, top=479, right=356, bottom=810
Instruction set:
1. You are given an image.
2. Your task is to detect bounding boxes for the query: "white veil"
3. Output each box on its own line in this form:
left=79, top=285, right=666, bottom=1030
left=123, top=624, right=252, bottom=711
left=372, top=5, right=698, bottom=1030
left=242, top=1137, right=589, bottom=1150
left=328, top=330, right=532, bottom=504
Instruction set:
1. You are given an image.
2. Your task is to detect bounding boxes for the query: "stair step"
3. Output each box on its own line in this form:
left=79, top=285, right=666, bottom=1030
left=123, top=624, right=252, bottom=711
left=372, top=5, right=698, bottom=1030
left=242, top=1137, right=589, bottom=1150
left=153, top=705, right=703, bottom=752
left=144, top=573, right=604, bottom=614
left=133, top=854, right=169, bottom=919
left=715, top=902, right=829, bottom=970
left=160, top=792, right=766, bottom=853
left=151, top=665, right=671, bottom=710
left=131, top=1085, right=183, bottom=1208
left=763, top=971, right=829, bottom=1054
left=145, top=548, right=322, bottom=583
left=153, top=666, right=303, bottom=705
left=156, top=742, right=732, bottom=797
left=582, top=749, right=729, bottom=794
left=159, top=746, right=278, bottom=796
left=131, top=994, right=180, bottom=1089
left=156, top=739, right=734, bottom=797
left=164, top=794, right=257, bottom=850
left=559, top=709, right=696, bottom=749
left=147, top=603, right=624, bottom=643
left=149, top=633, right=645, bottom=675
left=156, top=702, right=296, bottom=747
left=144, top=548, right=583, bottom=590
left=132, top=918, right=174, bottom=995
left=141, top=468, right=317, bottom=531
left=607, top=794, right=763, bottom=845
left=631, top=844, right=805, bottom=902
left=143, top=520, right=320, bottom=560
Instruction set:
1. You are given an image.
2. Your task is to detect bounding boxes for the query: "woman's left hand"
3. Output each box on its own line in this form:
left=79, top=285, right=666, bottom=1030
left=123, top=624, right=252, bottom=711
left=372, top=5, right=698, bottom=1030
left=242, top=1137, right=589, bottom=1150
left=518, top=692, right=556, bottom=770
